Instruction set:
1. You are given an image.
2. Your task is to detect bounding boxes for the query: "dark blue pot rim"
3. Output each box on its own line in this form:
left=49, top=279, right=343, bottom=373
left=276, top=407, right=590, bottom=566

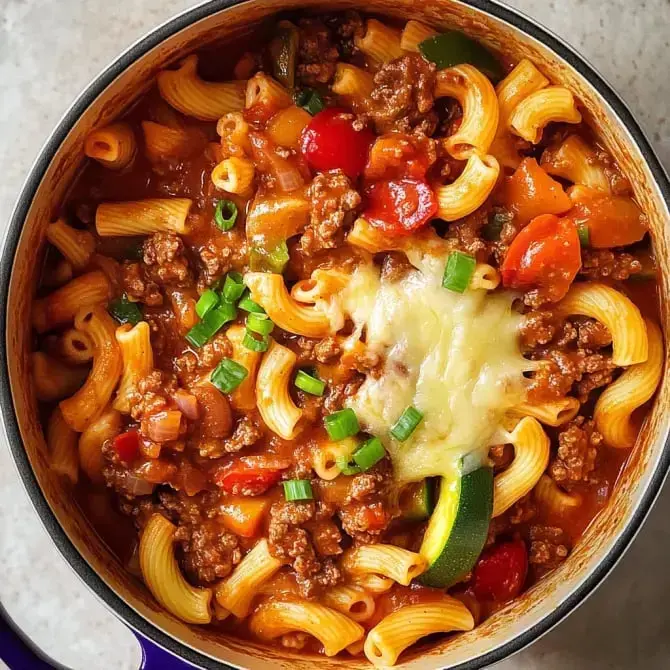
left=2, top=1, right=670, bottom=668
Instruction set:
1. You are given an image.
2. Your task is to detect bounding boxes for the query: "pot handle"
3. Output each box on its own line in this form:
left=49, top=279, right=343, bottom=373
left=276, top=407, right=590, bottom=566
left=134, top=630, right=198, bottom=669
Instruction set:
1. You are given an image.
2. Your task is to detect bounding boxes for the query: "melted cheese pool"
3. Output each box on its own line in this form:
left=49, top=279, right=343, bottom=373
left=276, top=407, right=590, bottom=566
left=338, top=253, right=529, bottom=482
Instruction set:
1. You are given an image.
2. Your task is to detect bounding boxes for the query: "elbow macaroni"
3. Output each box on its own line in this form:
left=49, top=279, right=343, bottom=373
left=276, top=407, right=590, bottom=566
left=113, top=322, right=154, bottom=414
left=255, top=339, right=303, bottom=440
left=84, top=123, right=137, bottom=170
left=355, top=19, right=404, bottom=65
left=557, top=282, right=648, bottom=366
left=78, top=406, right=121, bottom=483
left=47, top=407, right=79, bottom=485
left=364, top=599, right=474, bottom=667
left=541, top=134, right=611, bottom=192
left=226, top=324, right=262, bottom=410
left=434, top=65, right=499, bottom=159
left=157, top=55, right=246, bottom=121
left=343, top=544, right=427, bottom=586
left=244, top=272, right=333, bottom=338
left=509, top=397, right=580, bottom=427
left=59, top=306, right=123, bottom=432
left=96, top=198, right=192, bottom=237
left=249, top=600, right=364, bottom=657
left=435, top=153, right=500, bottom=221
left=211, top=156, right=255, bottom=195
left=214, top=538, right=282, bottom=618
left=45, top=218, right=96, bottom=270
left=493, top=416, right=550, bottom=517
left=509, top=86, right=582, bottom=144
left=400, top=20, right=438, bottom=52
left=32, top=351, right=86, bottom=402
left=594, top=318, right=663, bottom=448
left=140, top=514, right=212, bottom=624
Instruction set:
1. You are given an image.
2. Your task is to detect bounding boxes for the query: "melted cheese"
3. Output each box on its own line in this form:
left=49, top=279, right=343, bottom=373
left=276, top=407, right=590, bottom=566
left=337, top=253, right=529, bottom=483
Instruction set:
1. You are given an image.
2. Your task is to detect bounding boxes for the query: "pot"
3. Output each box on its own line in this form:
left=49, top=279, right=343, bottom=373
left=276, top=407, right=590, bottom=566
left=2, top=1, right=670, bottom=668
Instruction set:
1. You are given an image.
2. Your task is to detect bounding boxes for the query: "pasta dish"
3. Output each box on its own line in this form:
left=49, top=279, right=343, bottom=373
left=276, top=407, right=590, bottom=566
left=31, top=11, right=662, bottom=666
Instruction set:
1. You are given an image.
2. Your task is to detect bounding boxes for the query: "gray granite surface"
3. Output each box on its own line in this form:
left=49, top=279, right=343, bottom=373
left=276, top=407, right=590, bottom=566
left=1, top=0, right=669, bottom=668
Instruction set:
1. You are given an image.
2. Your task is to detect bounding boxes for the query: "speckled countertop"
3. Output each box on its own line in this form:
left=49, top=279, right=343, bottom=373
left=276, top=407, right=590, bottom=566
left=1, top=1, right=669, bottom=668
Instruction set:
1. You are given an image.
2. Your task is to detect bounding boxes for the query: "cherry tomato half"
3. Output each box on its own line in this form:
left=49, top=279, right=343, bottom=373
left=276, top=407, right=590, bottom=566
left=472, top=539, right=528, bottom=602
left=112, top=430, right=140, bottom=463
left=300, top=108, right=375, bottom=180
left=363, top=178, right=438, bottom=236
left=501, top=213, right=581, bottom=302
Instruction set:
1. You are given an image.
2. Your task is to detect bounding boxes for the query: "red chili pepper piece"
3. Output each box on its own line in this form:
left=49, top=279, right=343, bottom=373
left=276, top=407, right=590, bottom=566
left=112, top=430, right=140, bottom=463
left=215, top=465, right=283, bottom=496
left=472, top=539, right=528, bottom=602
left=501, top=213, right=581, bottom=302
left=300, top=108, right=375, bottom=180
left=363, top=178, right=437, bottom=236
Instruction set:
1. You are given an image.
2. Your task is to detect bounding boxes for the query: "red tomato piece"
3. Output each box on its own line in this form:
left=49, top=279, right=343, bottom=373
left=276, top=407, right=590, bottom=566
left=112, top=430, right=140, bottom=463
left=472, top=540, right=528, bottom=602
left=300, top=108, right=375, bottom=180
left=215, top=464, right=283, bottom=496
left=501, top=213, right=581, bottom=302
left=363, top=178, right=437, bottom=236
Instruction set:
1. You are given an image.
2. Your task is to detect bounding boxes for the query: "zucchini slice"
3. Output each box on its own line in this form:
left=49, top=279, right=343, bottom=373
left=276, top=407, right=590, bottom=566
left=418, top=466, right=493, bottom=588
left=399, top=479, right=435, bottom=522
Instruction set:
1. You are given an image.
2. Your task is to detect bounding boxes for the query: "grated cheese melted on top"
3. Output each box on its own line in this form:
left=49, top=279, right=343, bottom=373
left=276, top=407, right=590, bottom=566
left=334, top=252, right=530, bottom=483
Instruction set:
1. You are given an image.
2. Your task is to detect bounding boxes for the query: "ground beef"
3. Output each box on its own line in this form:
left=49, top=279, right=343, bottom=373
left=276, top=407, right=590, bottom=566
left=519, top=310, right=558, bottom=349
left=301, top=170, right=361, bottom=254
left=121, top=261, right=163, bottom=306
left=488, top=444, right=514, bottom=472
left=295, top=336, right=342, bottom=364
left=268, top=501, right=342, bottom=597
left=175, top=519, right=241, bottom=584
left=323, top=375, right=365, bottom=414
left=296, top=18, right=340, bottom=86
left=128, top=370, right=178, bottom=421
left=529, top=524, right=570, bottom=575
left=197, top=237, right=243, bottom=287
left=577, top=319, right=612, bottom=349
left=445, top=208, right=489, bottom=258
left=550, top=416, right=603, bottom=487
left=198, top=332, right=233, bottom=370
left=143, top=232, right=191, bottom=286
left=579, top=249, right=642, bottom=280
left=197, top=415, right=263, bottom=458
left=380, top=252, right=414, bottom=283
left=368, top=54, right=438, bottom=135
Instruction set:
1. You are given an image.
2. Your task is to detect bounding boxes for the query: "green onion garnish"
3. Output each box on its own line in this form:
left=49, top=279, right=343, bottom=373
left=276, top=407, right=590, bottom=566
left=442, top=251, right=476, bottom=293
left=294, top=369, right=326, bottom=396
left=195, top=289, right=219, bottom=318
left=335, top=453, right=361, bottom=476
left=246, top=312, right=274, bottom=336
left=222, top=272, right=245, bottom=303
left=266, top=241, right=290, bottom=274
left=353, top=437, right=385, bottom=471
left=324, top=408, right=360, bottom=441
left=243, top=331, right=270, bottom=352
left=185, top=302, right=237, bottom=348
left=390, top=406, right=424, bottom=442
left=108, top=295, right=143, bottom=326
left=296, top=88, right=325, bottom=115
left=238, top=289, right=266, bottom=314
left=211, top=358, right=248, bottom=393
left=577, top=223, right=590, bottom=247
left=214, top=199, right=238, bottom=231
left=283, top=479, right=314, bottom=501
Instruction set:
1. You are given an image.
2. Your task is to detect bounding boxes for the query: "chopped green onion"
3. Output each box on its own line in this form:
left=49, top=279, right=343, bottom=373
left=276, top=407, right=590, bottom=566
left=214, top=199, right=238, bottom=231
left=211, top=358, right=248, bottom=393
left=296, top=88, right=325, bottom=115
left=418, top=31, right=503, bottom=81
left=442, top=251, right=476, bottom=293
left=294, top=369, right=326, bottom=396
left=238, top=289, right=266, bottom=314
left=353, top=437, right=385, bottom=471
left=577, top=223, right=590, bottom=247
left=335, top=453, right=361, bottom=476
left=482, top=209, right=513, bottom=241
left=108, top=296, right=143, bottom=325
left=243, top=331, right=270, bottom=352
left=222, top=272, right=245, bottom=303
left=324, top=408, right=360, bottom=441
left=283, top=479, right=314, bottom=501
left=185, top=302, right=237, bottom=348
left=270, top=21, right=299, bottom=89
left=391, top=406, right=424, bottom=442
left=196, top=289, right=220, bottom=318
left=246, top=312, right=274, bottom=336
